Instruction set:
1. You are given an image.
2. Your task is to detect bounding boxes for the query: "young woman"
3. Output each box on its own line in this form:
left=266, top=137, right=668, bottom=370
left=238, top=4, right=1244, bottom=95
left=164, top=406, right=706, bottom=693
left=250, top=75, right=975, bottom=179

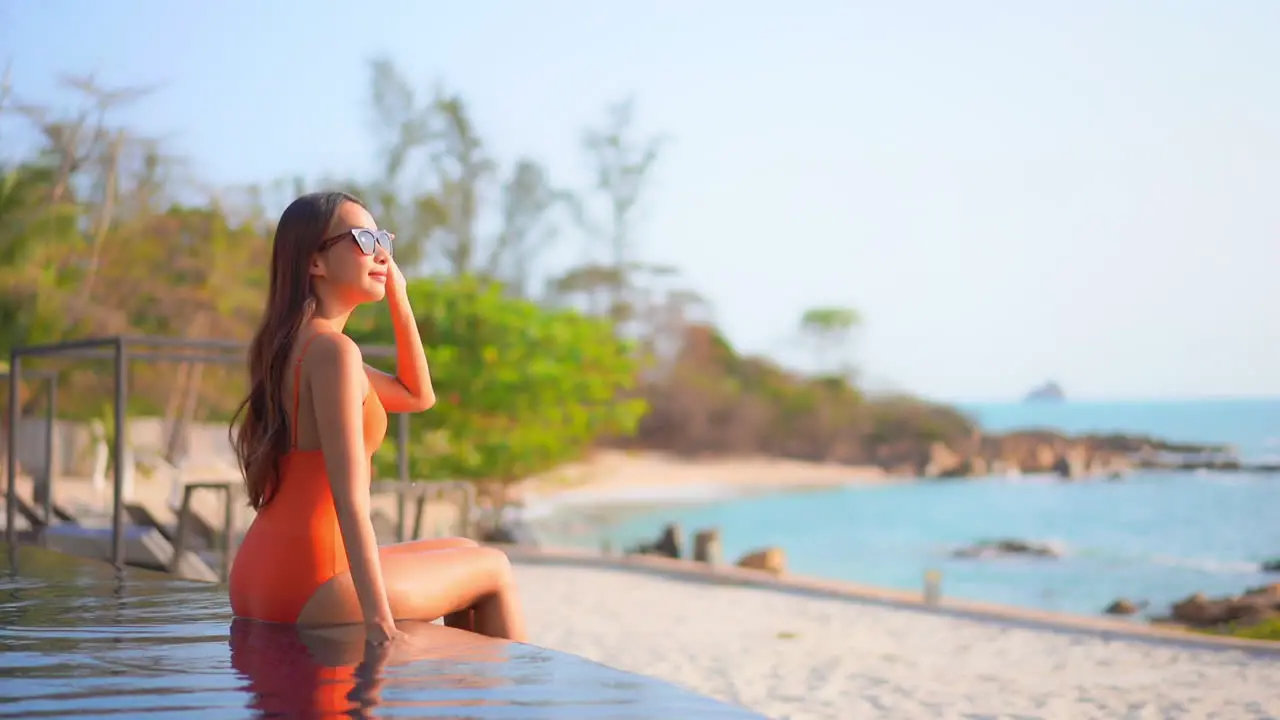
left=228, top=191, right=527, bottom=644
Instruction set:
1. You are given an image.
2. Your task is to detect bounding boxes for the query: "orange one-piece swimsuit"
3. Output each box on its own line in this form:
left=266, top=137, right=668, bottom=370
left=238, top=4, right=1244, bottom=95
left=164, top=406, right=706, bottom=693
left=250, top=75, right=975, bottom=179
left=229, top=333, right=388, bottom=623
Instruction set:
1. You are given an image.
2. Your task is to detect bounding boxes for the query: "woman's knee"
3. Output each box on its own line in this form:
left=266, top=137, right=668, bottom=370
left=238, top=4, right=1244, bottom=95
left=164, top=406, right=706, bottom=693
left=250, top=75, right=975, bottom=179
left=420, top=536, right=480, bottom=551
left=477, top=546, right=514, bottom=587
left=392, top=536, right=478, bottom=553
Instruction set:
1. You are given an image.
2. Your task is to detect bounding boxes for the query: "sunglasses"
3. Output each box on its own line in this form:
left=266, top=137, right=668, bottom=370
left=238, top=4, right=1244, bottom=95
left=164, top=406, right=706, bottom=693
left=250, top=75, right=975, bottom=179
left=319, top=228, right=394, bottom=256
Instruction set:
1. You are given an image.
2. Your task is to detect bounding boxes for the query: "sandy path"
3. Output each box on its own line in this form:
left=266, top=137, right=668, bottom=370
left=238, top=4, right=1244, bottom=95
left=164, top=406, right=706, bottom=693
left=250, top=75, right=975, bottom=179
left=515, top=563, right=1280, bottom=720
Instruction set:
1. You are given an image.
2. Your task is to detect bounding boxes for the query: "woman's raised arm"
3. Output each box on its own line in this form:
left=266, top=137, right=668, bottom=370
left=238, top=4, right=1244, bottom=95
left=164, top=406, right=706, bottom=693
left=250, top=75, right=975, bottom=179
left=365, top=259, right=435, bottom=414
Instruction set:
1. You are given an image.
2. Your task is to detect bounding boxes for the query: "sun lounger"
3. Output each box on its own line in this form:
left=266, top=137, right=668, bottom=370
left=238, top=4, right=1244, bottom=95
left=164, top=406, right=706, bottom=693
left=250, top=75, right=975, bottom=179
left=42, top=523, right=219, bottom=583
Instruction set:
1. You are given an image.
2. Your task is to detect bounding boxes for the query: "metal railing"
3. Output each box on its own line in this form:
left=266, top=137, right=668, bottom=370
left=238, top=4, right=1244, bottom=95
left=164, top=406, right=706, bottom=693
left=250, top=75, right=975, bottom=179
left=4, top=335, right=426, bottom=573
left=169, top=481, right=239, bottom=582
left=373, top=479, right=478, bottom=541
left=1, top=368, right=59, bottom=528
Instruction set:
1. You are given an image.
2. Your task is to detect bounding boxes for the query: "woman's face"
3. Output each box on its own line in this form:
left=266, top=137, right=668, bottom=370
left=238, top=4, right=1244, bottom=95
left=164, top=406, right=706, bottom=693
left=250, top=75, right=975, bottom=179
left=311, top=201, right=391, bottom=304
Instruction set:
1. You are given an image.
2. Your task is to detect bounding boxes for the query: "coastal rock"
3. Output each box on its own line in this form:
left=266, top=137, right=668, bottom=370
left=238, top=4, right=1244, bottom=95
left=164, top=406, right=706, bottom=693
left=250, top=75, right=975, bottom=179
left=964, top=455, right=989, bottom=476
left=1166, top=584, right=1280, bottom=629
left=736, top=547, right=786, bottom=575
left=909, top=430, right=1214, bottom=481
left=951, top=539, right=1061, bottom=560
left=864, top=415, right=1241, bottom=481
left=1025, top=381, right=1066, bottom=403
left=626, top=523, right=683, bottom=559
left=920, top=441, right=989, bottom=478
left=1052, top=448, right=1085, bottom=479
left=922, top=442, right=964, bottom=478
left=1261, top=558, right=1280, bottom=573
left=1103, top=598, right=1145, bottom=615
left=1028, top=442, right=1058, bottom=473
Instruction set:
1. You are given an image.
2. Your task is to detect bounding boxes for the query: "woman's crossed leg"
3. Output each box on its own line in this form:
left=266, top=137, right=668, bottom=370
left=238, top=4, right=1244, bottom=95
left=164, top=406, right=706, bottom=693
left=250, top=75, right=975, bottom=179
left=297, top=541, right=527, bottom=642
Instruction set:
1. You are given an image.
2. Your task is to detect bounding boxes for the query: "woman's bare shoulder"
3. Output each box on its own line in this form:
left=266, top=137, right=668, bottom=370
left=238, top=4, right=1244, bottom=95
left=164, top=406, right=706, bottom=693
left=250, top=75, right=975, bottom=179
left=303, top=333, right=364, bottom=380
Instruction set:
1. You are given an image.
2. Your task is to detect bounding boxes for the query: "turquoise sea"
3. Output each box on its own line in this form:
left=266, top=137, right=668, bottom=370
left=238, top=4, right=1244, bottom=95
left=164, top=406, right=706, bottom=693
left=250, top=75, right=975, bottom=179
left=541, top=398, right=1280, bottom=617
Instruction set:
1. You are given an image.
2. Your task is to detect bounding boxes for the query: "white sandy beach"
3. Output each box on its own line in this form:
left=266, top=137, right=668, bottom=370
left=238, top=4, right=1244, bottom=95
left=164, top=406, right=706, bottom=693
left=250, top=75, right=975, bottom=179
left=516, top=448, right=893, bottom=503
left=514, top=561, right=1280, bottom=720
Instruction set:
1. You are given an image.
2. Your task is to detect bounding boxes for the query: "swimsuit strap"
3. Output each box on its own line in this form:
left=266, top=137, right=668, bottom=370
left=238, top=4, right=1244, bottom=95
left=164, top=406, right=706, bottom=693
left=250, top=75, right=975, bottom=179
left=290, top=333, right=327, bottom=449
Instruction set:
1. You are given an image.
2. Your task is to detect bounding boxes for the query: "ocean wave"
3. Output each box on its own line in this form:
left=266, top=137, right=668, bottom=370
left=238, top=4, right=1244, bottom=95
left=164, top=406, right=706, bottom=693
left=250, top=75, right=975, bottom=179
left=984, top=473, right=1060, bottom=485
left=1144, top=554, right=1264, bottom=575
left=953, top=541, right=1266, bottom=575
left=1075, top=546, right=1264, bottom=575
left=1190, top=473, right=1267, bottom=487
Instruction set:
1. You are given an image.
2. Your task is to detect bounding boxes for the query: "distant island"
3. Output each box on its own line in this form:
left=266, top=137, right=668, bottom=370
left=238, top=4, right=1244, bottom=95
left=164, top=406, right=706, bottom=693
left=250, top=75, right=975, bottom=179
left=1024, top=381, right=1066, bottom=403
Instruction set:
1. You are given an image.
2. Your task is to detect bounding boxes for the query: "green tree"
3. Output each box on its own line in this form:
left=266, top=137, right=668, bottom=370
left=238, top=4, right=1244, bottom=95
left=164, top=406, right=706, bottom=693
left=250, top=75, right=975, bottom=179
left=346, top=276, right=648, bottom=499
left=0, top=165, right=83, bottom=358
left=800, top=306, right=860, bottom=377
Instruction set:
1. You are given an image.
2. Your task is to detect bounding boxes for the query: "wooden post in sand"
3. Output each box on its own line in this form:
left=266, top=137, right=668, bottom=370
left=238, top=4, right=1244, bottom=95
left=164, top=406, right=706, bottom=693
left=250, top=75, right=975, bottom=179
left=923, top=568, right=942, bottom=605
left=693, top=527, right=722, bottom=566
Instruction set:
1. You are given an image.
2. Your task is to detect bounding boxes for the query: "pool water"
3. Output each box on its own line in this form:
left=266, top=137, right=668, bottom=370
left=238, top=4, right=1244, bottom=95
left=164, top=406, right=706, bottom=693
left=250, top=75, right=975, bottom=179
left=0, top=543, right=761, bottom=719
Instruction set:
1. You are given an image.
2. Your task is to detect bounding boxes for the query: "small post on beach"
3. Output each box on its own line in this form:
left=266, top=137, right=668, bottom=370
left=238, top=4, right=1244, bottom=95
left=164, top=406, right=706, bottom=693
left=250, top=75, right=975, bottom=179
left=693, top=527, right=722, bottom=566
left=923, top=568, right=942, bottom=606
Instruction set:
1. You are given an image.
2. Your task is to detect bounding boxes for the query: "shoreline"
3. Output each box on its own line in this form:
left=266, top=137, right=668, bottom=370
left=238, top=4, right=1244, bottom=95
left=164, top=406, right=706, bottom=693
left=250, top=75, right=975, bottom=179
left=504, top=544, right=1280, bottom=655
left=512, top=438, right=1278, bottom=512
left=502, top=455, right=1279, bottom=641
left=513, top=448, right=903, bottom=509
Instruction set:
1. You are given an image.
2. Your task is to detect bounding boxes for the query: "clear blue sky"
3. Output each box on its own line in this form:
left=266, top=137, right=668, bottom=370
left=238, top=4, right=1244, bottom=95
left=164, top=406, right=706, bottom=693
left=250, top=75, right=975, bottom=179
left=3, top=0, right=1277, bottom=402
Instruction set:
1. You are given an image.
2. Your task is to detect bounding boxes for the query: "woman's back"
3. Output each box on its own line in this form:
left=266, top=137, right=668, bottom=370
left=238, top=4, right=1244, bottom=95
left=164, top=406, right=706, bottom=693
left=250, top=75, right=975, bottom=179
left=287, top=333, right=389, bottom=456
left=228, top=333, right=388, bottom=623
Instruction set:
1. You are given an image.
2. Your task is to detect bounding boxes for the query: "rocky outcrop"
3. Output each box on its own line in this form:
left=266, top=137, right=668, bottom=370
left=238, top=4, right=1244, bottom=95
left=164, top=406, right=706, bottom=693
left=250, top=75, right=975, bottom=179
left=951, top=539, right=1062, bottom=559
left=915, top=429, right=1258, bottom=480
left=922, top=442, right=989, bottom=478
left=1160, top=584, right=1280, bottom=630
left=626, top=523, right=683, bottom=559
left=1025, top=381, right=1065, bottom=403
left=1103, top=598, right=1146, bottom=615
left=736, top=546, right=786, bottom=575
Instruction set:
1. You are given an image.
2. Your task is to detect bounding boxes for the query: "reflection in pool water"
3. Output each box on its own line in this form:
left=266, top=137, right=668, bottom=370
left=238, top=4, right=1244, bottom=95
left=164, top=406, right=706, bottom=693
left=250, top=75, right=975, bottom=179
left=1, top=542, right=762, bottom=718
left=229, top=619, right=516, bottom=716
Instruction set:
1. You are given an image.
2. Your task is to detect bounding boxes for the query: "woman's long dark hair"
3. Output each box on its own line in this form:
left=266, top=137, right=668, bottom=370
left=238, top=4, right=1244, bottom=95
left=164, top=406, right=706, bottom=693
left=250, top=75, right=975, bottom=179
left=230, top=191, right=365, bottom=510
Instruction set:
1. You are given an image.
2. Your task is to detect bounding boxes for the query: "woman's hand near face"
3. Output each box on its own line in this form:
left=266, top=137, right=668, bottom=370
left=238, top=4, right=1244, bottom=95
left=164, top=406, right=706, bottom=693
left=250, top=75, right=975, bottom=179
left=364, top=253, right=436, bottom=413
left=383, top=255, right=407, bottom=300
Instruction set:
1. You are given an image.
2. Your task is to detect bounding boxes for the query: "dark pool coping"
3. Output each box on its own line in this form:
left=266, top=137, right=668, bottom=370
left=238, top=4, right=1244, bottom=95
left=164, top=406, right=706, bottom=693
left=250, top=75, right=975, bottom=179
left=499, top=544, right=1280, bottom=657
left=1, top=542, right=768, bottom=719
